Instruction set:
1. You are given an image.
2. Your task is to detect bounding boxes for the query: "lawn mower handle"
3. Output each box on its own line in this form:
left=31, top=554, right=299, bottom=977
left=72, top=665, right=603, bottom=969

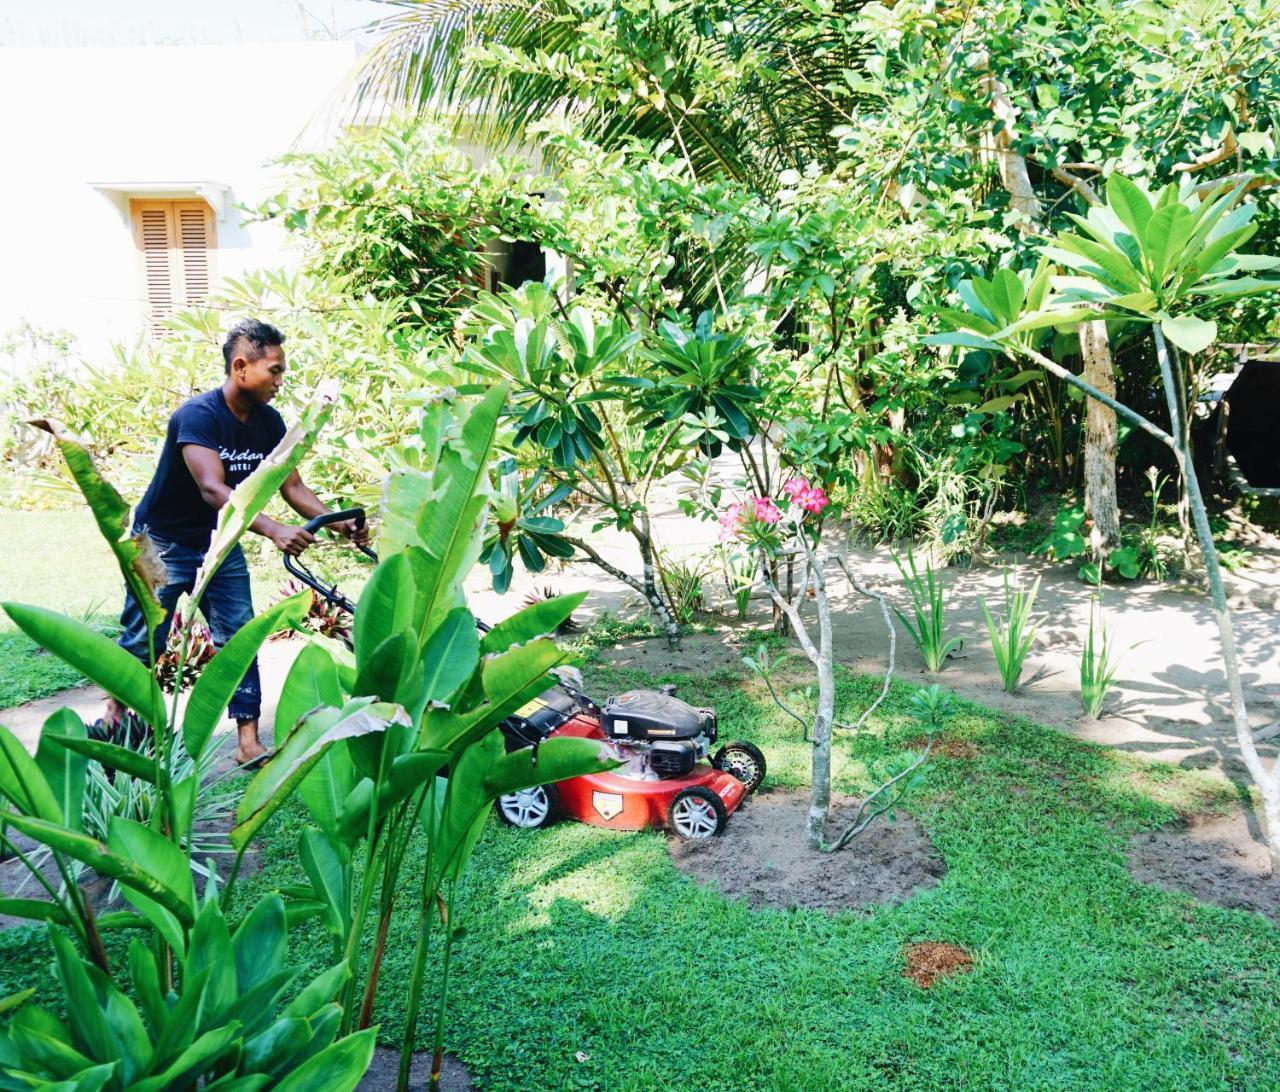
left=300, top=508, right=379, bottom=562
left=282, top=507, right=377, bottom=616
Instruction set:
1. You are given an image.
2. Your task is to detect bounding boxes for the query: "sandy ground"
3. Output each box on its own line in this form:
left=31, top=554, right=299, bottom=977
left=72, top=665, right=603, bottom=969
left=1127, top=810, right=1280, bottom=919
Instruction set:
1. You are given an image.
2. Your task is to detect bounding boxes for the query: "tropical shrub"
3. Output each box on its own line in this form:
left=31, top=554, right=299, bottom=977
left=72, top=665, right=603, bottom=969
left=1079, top=595, right=1122, bottom=720
left=892, top=549, right=962, bottom=674
left=0, top=897, right=375, bottom=1092
left=228, top=386, right=615, bottom=1088
left=253, top=122, right=543, bottom=333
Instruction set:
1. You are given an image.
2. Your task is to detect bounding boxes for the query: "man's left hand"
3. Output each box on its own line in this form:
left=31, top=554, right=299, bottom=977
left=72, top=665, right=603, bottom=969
left=331, top=518, right=370, bottom=546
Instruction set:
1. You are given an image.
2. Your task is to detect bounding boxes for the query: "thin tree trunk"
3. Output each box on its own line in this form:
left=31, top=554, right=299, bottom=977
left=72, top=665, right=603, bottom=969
left=1153, top=327, right=1280, bottom=876
left=1080, top=320, right=1120, bottom=554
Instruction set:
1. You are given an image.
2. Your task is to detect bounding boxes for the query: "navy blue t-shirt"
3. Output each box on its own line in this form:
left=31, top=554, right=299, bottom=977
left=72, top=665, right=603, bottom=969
left=134, top=388, right=287, bottom=549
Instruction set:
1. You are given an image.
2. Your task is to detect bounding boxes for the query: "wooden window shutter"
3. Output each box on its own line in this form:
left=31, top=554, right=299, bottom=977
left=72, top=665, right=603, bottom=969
left=131, top=199, right=217, bottom=336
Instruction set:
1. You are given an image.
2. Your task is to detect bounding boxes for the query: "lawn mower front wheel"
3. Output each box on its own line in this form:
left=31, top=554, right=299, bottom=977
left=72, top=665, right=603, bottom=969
left=497, top=783, right=559, bottom=830
left=669, top=786, right=727, bottom=840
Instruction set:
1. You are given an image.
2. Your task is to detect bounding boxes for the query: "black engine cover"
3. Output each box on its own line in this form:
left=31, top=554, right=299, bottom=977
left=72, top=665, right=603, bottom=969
left=649, top=740, right=698, bottom=778
left=601, top=689, right=716, bottom=742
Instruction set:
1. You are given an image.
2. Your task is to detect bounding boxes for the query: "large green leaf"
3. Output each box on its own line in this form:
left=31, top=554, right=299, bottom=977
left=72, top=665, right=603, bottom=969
left=232, top=894, right=288, bottom=995
left=271, top=1027, right=376, bottom=1092
left=3, top=813, right=194, bottom=926
left=184, top=590, right=311, bottom=762
left=276, top=642, right=344, bottom=743
left=45, top=735, right=158, bottom=784
left=1159, top=314, right=1217, bottom=355
left=48, top=926, right=148, bottom=1074
left=3, top=604, right=164, bottom=726
left=6, top=1001, right=96, bottom=1078
left=352, top=552, right=417, bottom=666
left=107, top=818, right=196, bottom=951
left=1044, top=237, right=1141, bottom=293
left=32, top=420, right=166, bottom=633
left=420, top=637, right=566, bottom=754
left=481, top=734, right=618, bottom=797
left=191, top=383, right=337, bottom=612
left=1105, top=173, right=1153, bottom=242
left=282, top=963, right=349, bottom=1021
left=418, top=607, right=480, bottom=708
left=232, top=700, right=409, bottom=850
left=333, top=749, right=451, bottom=842
left=299, top=828, right=350, bottom=938
left=1143, top=203, right=1196, bottom=286
left=479, top=592, right=587, bottom=655
left=36, top=709, right=89, bottom=829
left=186, top=899, right=238, bottom=1026
left=0, top=897, right=70, bottom=924
left=127, top=940, right=168, bottom=1037
left=0, top=723, right=61, bottom=822
left=351, top=629, right=417, bottom=703
left=241, top=1017, right=312, bottom=1080
left=131, top=1024, right=244, bottom=1092
left=275, top=642, right=350, bottom=836
left=413, top=385, right=507, bottom=635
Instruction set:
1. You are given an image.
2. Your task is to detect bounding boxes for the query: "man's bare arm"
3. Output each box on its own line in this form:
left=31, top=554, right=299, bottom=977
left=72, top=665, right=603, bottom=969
left=280, top=471, right=370, bottom=544
left=182, top=446, right=315, bottom=555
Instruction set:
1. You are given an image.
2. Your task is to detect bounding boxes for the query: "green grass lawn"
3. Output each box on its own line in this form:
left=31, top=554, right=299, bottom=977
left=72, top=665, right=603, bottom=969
left=5, top=657, right=1275, bottom=1090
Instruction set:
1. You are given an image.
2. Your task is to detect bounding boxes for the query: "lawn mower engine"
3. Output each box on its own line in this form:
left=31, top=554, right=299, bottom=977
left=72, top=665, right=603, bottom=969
left=600, top=687, right=717, bottom=779
left=497, top=682, right=766, bottom=840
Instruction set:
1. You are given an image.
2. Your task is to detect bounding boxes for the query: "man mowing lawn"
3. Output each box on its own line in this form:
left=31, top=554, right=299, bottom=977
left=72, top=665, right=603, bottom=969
left=95, top=318, right=366, bottom=765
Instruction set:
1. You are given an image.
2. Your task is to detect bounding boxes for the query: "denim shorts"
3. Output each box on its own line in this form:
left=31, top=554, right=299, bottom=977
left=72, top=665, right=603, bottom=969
left=118, top=528, right=261, bottom=721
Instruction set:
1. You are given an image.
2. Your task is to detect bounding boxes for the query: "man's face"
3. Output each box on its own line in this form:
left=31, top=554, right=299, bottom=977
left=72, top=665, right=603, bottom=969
left=232, top=344, right=287, bottom=405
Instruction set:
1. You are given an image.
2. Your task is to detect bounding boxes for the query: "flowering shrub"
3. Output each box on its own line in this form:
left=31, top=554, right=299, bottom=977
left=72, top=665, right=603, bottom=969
left=719, top=477, right=829, bottom=548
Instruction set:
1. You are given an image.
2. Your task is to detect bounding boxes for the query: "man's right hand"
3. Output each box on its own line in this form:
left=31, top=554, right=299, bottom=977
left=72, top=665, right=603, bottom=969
left=271, top=523, right=316, bottom=557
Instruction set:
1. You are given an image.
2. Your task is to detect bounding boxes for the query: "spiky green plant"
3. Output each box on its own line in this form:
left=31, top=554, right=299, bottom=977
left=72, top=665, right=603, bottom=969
left=982, top=570, right=1041, bottom=694
left=892, top=548, right=961, bottom=673
left=1080, top=596, right=1122, bottom=719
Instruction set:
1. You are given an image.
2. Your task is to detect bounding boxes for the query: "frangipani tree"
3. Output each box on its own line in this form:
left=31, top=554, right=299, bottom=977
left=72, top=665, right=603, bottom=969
left=929, top=174, right=1280, bottom=872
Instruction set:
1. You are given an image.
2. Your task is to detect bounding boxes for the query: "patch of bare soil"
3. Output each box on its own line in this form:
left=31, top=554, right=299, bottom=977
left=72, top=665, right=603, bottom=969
left=905, top=734, right=980, bottom=760
left=1127, top=810, right=1280, bottom=919
left=358, top=1046, right=474, bottom=1091
left=668, top=788, right=945, bottom=913
left=903, top=941, right=974, bottom=989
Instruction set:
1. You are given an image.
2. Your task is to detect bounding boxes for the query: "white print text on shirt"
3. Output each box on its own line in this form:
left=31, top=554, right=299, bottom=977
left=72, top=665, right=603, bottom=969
left=219, top=448, right=267, bottom=475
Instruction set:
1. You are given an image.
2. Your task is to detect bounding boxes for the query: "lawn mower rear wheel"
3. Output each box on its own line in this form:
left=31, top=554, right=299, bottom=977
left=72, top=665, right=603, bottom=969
left=712, top=740, right=767, bottom=795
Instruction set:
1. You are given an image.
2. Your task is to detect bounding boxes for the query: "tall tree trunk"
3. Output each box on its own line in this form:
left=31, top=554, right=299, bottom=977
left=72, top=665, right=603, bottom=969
left=1080, top=320, right=1121, bottom=554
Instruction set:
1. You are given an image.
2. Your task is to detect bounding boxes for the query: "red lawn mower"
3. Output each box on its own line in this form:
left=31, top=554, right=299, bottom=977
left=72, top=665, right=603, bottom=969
left=286, top=510, right=766, bottom=840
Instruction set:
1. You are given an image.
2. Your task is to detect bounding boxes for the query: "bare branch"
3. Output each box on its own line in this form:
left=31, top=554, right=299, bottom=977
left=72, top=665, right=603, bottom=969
left=831, top=554, right=896, bottom=734
left=1051, top=166, right=1102, bottom=207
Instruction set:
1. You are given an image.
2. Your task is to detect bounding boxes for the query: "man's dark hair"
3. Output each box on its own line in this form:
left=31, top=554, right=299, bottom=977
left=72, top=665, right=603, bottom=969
left=223, top=319, right=285, bottom=374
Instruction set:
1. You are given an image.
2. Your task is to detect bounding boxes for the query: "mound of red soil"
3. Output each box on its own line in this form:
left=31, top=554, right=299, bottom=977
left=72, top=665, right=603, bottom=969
left=903, top=941, right=974, bottom=988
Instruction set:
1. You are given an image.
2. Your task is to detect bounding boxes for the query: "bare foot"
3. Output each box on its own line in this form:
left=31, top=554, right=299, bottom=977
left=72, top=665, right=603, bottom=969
left=234, top=718, right=268, bottom=766
left=233, top=740, right=269, bottom=766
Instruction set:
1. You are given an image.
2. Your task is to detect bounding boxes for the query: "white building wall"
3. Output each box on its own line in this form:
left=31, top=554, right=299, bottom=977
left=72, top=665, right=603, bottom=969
left=0, top=41, right=361, bottom=369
